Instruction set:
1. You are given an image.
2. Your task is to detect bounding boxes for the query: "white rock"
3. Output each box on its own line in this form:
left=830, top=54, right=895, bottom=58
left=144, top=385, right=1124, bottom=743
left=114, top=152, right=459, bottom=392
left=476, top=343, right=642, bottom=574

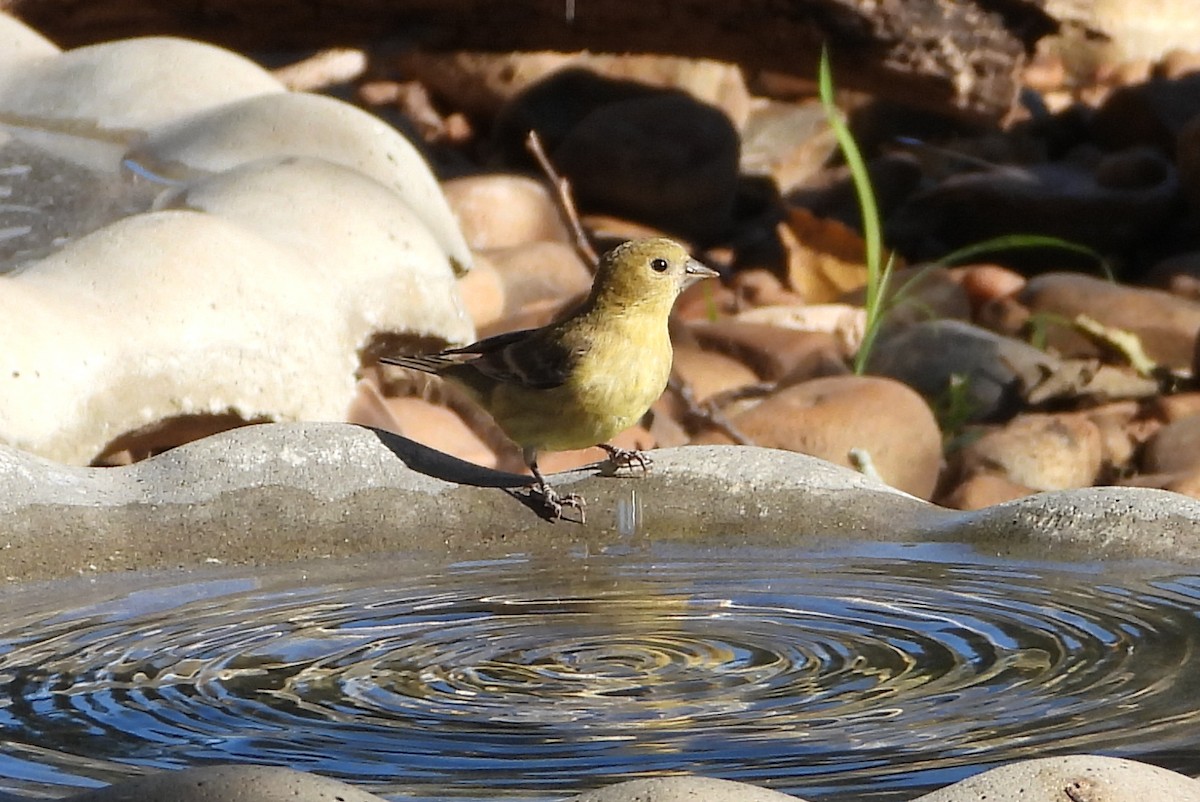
left=157, top=155, right=474, bottom=339
left=913, top=755, right=1200, bottom=802
left=0, top=11, right=59, bottom=69
left=0, top=36, right=283, bottom=135
left=2, top=211, right=353, bottom=464
left=569, top=776, right=808, bottom=802
left=127, top=92, right=473, bottom=273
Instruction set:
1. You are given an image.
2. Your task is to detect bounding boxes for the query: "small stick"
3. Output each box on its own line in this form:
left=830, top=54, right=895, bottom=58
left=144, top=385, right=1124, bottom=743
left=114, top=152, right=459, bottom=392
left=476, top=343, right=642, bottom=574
left=526, top=129, right=600, bottom=267
left=669, top=374, right=755, bottom=446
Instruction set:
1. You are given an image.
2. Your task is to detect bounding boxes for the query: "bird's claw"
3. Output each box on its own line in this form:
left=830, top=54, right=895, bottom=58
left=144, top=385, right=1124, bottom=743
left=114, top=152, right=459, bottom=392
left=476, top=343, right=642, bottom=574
left=536, top=485, right=587, bottom=524
left=600, top=444, right=653, bottom=476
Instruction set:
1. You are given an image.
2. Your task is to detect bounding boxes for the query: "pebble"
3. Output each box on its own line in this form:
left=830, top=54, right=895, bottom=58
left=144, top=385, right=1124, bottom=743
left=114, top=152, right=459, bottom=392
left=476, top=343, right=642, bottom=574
left=1141, top=412, right=1200, bottom=474
left=384, top=396, right=499, bottom=469
left=1091, top=70, right=1200, bottom=151
left=940, top=473, right=1035, bottom=510
left=688, top=320, right=848, bottom=382
left=442, top=173, right=569, bottom=250
left=955, top=412, right=1103, bottom=491
left=950, top=263, right=1027, bottom=312
left=739, top=98, right=836, bottom=194
left=670, top=345, right=762, bottom=403
left=888, top=148, right=1178, bottom=257
left=1150, top=390, right=1200, bottom=422
left=479, top=240, right=593, bottom=320
left=692, top=375, right=943, bottom=499
left=454, top=253, right=506, bottom=330
left=1019, top=272, right=1200, bottom=369
left=867, top=319, right=1057, bottom=423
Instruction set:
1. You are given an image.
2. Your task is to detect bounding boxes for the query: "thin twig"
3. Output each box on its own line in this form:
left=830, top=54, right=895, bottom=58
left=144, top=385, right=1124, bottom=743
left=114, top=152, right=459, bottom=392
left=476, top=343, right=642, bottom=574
left=526, top=129, right=599, bottom=267
left=668, top=374, right=755, bottom=446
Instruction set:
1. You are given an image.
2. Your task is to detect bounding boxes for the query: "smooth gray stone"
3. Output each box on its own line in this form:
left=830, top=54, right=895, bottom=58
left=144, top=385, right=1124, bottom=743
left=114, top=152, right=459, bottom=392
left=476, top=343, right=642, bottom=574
left=4, top=420, right=1200, bottom=582
left=0, top=421, right=935, bottom=581
left=866, top=319, right=1056, bottom=422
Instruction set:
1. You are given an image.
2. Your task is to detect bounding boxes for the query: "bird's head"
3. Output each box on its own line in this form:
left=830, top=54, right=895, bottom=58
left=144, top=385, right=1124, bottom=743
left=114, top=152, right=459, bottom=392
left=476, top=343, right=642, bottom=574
left=590, top=238, right=718, bottom=312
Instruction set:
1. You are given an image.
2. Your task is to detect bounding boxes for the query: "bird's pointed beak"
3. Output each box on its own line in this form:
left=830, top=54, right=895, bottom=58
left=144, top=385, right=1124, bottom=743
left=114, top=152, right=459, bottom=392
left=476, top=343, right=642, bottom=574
left=683, top=258, right=720, bottom=286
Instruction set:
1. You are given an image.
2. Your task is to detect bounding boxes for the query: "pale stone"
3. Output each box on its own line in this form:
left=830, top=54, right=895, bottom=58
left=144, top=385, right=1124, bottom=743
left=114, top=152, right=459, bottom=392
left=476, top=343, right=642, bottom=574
left=156, top=155, right=473, bottom=342
left=69, top=766, right=390, bottom=802
left=126, top=91, right=472, bottom=273
left=0, top=36, right=283, bottom=135
left=0, top=11, right=59, bottom=69
left=671, top=345, right=761, bottom=403
left=571, top=776, right=806, bottom=802
left=1020, top=272, right=1200, bottom=369
left=482, top=240, right=593, bottom=317
left=913, top=755, right=1200, bottom=802
left=694, top=375, right=943, bottom=499
left=442, top=173, right=569, bottom=250
left=957, top=413, right=1103, bottom=492
left=0, top=203, right=467, bottom=465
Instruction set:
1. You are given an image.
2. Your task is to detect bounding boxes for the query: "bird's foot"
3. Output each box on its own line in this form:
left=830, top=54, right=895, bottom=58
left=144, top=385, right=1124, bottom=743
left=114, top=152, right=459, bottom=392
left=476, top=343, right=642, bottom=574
left=600, top=444, right=653, bottom=476
left=535, top=483, right=587, bottom=524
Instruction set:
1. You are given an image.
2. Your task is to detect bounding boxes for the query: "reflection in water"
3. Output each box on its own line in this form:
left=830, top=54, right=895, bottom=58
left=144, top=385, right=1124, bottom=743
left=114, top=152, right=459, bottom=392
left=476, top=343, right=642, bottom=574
left=0, top=543, right=1198, bottom=801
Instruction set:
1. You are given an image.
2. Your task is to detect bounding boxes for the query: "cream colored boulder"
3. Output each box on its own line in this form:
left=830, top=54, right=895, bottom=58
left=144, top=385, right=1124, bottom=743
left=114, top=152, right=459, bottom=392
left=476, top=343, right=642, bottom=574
left=0, top=36, right=283, bottom=134
left=0, top=12, right=58, bottom=69
left=156, top=155, right=472, bottom=334
left=2, top=211, right=343, bottom=464
left=1, top=196, right=471, bottom=465
left=0, top=27, right=474, bottom=465
left=126, top=92, right=473, bottom=272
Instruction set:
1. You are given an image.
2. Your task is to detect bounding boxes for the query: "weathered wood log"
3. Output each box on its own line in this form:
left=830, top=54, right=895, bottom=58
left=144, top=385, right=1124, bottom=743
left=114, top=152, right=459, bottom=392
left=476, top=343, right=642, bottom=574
left=3, top=0, right=1077, bottom=122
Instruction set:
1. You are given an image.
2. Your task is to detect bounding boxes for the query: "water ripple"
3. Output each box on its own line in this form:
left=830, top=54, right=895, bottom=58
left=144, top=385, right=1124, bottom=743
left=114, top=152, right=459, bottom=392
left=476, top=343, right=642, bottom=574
left=1, top=543, right=1198, bottom=800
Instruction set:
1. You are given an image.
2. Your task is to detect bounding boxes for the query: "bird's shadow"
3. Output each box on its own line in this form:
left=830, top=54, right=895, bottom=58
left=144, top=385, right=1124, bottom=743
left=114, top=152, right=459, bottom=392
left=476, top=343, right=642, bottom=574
left=366, top=426, right=591, bottom=523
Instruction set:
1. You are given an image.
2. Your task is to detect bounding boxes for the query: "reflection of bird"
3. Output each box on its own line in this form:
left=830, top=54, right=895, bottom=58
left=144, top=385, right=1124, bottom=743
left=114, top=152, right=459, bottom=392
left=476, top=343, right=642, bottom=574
left=381, top=237, right=718, bottom=521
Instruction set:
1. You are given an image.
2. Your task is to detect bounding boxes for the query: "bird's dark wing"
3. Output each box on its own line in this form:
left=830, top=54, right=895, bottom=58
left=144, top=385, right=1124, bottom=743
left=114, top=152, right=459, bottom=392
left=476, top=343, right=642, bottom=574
left=381, top=327, right=582, bottom=390
left=466, top=327, right=582, bottom=390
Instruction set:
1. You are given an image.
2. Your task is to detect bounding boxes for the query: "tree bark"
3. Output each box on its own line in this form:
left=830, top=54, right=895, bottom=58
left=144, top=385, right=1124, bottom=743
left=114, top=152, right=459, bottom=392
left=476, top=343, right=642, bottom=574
left=4, top=0, right=1074, bottom=123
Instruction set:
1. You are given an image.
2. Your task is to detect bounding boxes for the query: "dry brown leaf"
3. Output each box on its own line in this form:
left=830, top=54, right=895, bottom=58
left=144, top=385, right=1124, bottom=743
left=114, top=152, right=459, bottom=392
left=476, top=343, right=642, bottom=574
left=782, top=208, right=903, bottom=303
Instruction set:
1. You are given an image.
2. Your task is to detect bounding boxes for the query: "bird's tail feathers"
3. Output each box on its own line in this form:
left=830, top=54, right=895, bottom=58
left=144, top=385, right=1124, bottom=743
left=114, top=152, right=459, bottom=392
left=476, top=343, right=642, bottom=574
left=379, top=354, right=466, bottom=374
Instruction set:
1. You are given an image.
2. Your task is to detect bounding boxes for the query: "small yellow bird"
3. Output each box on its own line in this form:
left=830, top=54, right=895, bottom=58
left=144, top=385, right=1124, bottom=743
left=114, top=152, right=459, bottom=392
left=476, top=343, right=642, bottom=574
left=381, top=237, right=718, bottom=520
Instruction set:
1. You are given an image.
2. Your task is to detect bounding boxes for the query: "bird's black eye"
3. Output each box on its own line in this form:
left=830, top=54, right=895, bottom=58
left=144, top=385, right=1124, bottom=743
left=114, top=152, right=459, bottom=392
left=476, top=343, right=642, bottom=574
left=650, top=257, right=670, bottom=273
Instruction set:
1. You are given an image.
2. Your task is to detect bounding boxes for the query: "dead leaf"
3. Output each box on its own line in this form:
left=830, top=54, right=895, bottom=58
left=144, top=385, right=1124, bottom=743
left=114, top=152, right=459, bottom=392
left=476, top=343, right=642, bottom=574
left=782, top=207, right=903, bottom=303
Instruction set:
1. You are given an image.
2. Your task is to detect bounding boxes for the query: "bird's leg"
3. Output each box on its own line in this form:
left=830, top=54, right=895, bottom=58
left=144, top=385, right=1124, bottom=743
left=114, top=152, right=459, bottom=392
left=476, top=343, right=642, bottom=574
left=526, top=449, right=586, bottom=523
left=599, top=443, right=653, bottom=476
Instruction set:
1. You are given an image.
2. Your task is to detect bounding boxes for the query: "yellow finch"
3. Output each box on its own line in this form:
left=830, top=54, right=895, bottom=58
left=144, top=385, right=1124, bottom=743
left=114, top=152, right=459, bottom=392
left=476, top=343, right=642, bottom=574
left=381, top=237, right=718, bottom=520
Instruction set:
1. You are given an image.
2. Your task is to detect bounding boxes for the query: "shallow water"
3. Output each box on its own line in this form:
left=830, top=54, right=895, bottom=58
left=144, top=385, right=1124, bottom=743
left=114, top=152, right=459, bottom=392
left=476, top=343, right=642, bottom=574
left=0, top=541, right=1198, bottom=801
left=0, top=123, right=160, bottom=270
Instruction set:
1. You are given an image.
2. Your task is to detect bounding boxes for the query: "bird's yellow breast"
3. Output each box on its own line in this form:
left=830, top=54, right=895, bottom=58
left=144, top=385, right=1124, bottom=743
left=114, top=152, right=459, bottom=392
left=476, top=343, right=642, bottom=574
left=490, top=314, right=672, bottom=452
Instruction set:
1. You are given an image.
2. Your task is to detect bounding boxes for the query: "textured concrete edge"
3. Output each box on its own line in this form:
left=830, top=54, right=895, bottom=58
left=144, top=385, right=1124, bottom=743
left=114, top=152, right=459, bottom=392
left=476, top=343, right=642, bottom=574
left=939, top=486, right=1200, bottom=562
left=0, top=422, right=934, bottom=580
left=4, top=421, right=1200, bottom=582
left=24, top=755, right=1200, bottom=802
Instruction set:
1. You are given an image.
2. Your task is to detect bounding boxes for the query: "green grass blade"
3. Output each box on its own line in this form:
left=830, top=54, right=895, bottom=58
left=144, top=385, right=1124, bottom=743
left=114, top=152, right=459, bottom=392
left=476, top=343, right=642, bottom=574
left=937, top=234, right=1113, bottom=281
left=819, top=47, right=886, bottom=374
